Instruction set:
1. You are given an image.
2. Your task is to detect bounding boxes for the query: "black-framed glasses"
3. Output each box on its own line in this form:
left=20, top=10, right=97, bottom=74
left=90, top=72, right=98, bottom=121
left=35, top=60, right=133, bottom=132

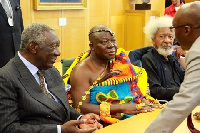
left=170, top=25, right=188, bottom=29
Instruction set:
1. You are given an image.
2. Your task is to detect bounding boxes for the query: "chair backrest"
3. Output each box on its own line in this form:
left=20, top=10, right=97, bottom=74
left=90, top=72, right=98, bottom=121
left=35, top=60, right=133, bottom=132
left=61, top=46, right=153, bottom=75
left=61, top=58, right=75, bottom=75
left=128, top=46, right=153, bottom=67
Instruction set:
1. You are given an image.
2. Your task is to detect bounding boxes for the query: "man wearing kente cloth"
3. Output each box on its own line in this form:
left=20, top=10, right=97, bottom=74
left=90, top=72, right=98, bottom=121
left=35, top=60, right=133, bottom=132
left=63, top=25, right=162, bottom=124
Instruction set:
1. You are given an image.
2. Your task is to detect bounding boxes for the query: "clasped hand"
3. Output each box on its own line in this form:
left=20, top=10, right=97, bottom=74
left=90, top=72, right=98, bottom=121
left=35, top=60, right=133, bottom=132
left=61, top=113, right=103, bottom=133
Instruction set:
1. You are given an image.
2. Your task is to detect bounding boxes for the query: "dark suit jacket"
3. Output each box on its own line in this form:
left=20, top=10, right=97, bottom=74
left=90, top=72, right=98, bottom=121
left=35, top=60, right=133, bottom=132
left=0, top=0, right=23, bottom=68
left=0, top=55, right=81, bottom=133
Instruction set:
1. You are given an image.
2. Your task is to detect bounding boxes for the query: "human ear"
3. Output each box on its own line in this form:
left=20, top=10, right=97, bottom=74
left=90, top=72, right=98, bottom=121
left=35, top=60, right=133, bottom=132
left=28, top=41, right=37, bottom=53
left=184, top=26, right=191, bottom=35
left=89, top=43, right=94, bottom=50
left=152, top=38, right=156, bottom=45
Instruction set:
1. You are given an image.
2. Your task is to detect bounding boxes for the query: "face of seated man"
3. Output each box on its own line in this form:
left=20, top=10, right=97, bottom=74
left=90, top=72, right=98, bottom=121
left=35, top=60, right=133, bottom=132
left=89, top=28, right=118, bottom=61
left=152, top=27, right=174, bottom=58
left=171, top=0, right=180, bottom=5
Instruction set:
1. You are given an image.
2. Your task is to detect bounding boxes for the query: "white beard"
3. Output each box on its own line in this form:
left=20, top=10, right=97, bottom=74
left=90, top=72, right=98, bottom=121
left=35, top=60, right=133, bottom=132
left=157, top=45, right=173, bottom=57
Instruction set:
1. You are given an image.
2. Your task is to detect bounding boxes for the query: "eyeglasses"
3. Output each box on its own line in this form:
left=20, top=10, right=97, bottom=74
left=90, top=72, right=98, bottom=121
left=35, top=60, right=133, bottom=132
left=170, top=25, right=200, bottom=31
left=170, top=25, right=188, bottom=29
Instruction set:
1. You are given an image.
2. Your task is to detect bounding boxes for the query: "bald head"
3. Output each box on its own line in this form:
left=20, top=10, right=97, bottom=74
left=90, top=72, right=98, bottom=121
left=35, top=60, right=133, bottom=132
left=174, top=2, right=200, bottom=28
left=89, top=25, right=115, bottom=43
left=173, top=2, right=200, bottom=50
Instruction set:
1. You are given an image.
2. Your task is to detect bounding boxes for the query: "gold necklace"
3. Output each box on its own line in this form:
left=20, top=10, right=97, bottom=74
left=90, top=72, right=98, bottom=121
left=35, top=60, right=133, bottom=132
left=75, top=63, right=108, bottom=113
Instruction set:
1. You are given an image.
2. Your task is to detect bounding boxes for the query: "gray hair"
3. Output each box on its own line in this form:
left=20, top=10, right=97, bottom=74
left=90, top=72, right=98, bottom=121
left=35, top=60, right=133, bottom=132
left=143, top=16, right=173, bottom=40
left=20, top=23, right=54, bottom=50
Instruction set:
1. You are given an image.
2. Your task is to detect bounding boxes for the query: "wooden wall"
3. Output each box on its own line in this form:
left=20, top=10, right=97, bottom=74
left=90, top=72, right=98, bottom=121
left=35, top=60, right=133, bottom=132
left=185, top=0, right=195, bottom=3
left=21, top=0, right=164, bottom=62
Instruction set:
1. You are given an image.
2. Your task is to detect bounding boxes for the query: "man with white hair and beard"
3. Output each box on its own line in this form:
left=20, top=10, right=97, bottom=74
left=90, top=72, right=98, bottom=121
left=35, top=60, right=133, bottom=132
left=142, top=16, right=185, bottom=101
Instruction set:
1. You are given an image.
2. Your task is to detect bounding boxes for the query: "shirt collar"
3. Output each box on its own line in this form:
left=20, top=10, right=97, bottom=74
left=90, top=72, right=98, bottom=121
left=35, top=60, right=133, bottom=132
left=18, top=51, right=39, bottom=76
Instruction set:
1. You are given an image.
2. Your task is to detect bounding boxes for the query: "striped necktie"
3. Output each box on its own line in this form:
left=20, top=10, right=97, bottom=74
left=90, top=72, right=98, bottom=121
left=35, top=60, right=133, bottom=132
left=37, top=70, right=55, bottom=100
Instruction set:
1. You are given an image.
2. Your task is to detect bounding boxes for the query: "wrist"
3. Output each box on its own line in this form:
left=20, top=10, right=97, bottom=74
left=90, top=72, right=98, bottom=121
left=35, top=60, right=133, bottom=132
left=100, top=102, right=111, bottom=117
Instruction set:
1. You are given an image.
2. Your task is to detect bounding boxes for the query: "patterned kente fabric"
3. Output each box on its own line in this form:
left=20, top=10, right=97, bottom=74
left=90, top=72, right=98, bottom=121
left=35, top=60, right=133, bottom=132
left=63, top=48, right=149, bottom=120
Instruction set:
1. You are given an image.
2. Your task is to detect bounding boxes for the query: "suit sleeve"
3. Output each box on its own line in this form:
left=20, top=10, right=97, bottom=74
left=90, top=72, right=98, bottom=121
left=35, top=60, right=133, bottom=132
left=18, top=0, right=24, bottom=32
left=145, top=49, right=200, bottom=133
left=69, top=106, right=82, bottom=120
left=142, top=55, right=179, bottom=101
left=0, top=74, right=58, bottom=133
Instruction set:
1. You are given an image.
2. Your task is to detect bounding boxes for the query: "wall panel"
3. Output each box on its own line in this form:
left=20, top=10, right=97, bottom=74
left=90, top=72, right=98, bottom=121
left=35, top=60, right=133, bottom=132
left=21, top=0, right=165, bottom=63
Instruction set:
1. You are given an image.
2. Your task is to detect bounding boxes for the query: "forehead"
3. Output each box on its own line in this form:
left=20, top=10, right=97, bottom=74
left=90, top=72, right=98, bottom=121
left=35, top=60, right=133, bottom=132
left=172, top=14, right=179, bottom=25
left=173, top=7, right=185, bottom=25
left=44, top=30, right=60, bottom=43
left=89, top=27, right=115, bottom=35
left=93, top=31, right=115, bottom=40
left=156, top=27, right=174, bottom=35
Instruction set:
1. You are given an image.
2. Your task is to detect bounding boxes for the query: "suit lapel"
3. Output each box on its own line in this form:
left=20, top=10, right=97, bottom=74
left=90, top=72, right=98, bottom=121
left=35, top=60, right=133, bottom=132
left=0, top=3, right=8, bottom=20
left=1, top=0, right=19, bottom=22
left=44, top=70, right=70, bottom=112
left=14, top=55, right=67, bottom=121
left=9, top=0, right=18, bottom=20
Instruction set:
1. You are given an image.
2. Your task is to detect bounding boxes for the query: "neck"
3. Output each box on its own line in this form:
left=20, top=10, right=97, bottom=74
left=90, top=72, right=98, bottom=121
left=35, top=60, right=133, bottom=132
left=164, top=56, right=168, bottom=61
left=174, top=2, right=180, bottom=7
left=89, top=55, right=109, bottom=69
left=20, top=50, right=39, bottom=68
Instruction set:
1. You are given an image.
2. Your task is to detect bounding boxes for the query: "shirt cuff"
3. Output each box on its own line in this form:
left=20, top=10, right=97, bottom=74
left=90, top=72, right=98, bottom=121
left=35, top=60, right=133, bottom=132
left=57, top=125, right=61, bottom=133
left=57, top=115, right=82, bottom=132
left=77, top=115, right=83, bottom=120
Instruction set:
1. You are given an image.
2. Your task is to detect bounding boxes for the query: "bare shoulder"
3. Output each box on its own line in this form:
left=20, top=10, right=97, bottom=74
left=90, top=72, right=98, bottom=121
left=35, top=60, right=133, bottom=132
left=70, top=58, right=94, bottom=84
left=71, top=58, right=92, bottom=76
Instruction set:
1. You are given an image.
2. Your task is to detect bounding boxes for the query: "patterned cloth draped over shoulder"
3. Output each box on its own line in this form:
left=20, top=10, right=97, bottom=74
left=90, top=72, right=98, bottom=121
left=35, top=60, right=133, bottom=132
left=63, top=48, right=155, bottom=121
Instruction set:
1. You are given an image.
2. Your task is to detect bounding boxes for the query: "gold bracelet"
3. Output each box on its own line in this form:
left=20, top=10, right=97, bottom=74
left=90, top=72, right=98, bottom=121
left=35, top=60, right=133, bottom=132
left=135, top=103, right=145, bottom=110
left=153, top=99, right=160, bottom=104
left=100, top=102, right=111, bottom=117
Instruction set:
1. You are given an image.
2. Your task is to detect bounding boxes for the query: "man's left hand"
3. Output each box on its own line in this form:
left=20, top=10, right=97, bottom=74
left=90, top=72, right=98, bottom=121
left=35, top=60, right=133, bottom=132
left=79, top=113, right=103, bottom=130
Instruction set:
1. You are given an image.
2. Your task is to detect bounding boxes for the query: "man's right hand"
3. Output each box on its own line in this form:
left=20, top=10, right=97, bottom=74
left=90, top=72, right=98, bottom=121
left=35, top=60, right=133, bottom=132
left=173, top=45, right=186, bottom=58
left=61, top=119, right=96, bottom=133
left=121, top=103, right=153, bottom=115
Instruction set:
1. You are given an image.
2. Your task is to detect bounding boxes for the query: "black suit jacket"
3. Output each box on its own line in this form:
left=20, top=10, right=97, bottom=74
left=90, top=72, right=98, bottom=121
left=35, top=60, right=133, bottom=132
left=0, top=55, right=81, bottom=133
left=0, top=0, right=23, bottom=68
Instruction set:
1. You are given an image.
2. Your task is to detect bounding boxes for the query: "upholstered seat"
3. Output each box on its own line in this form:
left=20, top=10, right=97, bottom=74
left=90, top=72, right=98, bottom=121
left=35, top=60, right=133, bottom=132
left=61, top=58, right=75, bottom=75
left=128, top=46, right=153, bottom=67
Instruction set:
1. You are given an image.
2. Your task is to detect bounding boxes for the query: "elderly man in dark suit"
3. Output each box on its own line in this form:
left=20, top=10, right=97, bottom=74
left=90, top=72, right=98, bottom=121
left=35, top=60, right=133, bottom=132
left=0, top=0, right=23, bottom=68
left=0, top=23, right=102, bottom=133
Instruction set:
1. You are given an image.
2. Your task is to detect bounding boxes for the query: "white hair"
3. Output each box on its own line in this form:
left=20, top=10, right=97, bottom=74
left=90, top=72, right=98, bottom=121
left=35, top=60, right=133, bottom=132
left=143, top=16, right=173, bottom=40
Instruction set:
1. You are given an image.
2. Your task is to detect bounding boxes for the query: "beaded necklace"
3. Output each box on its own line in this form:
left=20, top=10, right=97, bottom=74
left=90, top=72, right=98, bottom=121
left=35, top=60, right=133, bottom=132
left=76, top=64, right=108, bottom=113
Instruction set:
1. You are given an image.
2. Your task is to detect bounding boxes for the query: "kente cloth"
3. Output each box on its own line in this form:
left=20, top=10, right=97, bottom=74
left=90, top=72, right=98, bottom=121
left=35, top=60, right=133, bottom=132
left=90, top=59, right=147, bottom=120
left=63, top=48, right=151, bottom=120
